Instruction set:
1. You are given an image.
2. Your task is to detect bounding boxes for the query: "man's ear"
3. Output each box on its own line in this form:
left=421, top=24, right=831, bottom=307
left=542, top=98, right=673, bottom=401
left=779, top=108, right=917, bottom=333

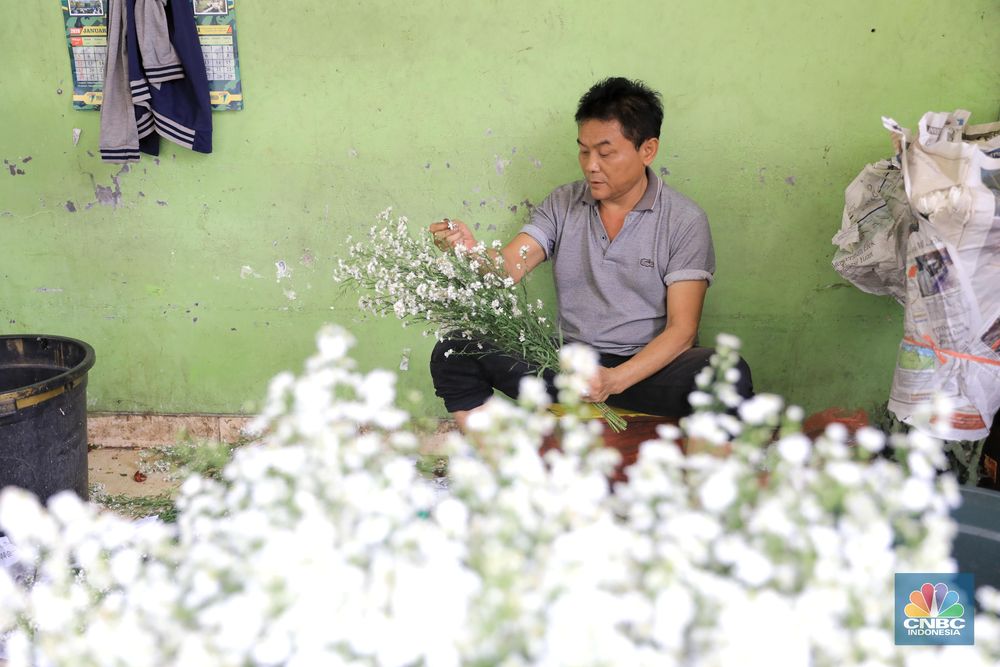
left=641, top=137, right=659, bottom=166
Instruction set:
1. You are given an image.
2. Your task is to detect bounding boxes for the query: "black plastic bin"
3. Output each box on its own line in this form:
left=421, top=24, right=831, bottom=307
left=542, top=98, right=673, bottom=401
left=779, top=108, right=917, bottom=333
left=952, top=486, right=1000, bottom=602
left=0, top=335, right=96, bottom=503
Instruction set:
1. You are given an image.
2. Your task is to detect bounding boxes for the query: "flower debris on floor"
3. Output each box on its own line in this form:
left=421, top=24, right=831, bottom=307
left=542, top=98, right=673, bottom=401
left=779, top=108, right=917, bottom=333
left=0, top=325, right=998, bottom=666
left=87, top=426, right=450, bottom=525
left=86, top=437, right=249, bottom=522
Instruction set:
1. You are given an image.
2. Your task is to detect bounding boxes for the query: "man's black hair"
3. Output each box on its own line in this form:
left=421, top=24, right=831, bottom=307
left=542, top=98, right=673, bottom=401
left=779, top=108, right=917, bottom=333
left=575, top=77, right=663, bottom=150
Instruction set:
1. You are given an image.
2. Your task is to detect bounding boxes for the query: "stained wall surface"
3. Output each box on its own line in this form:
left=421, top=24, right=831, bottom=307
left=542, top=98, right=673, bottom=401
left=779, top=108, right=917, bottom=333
left=1, top=1, right=998, bottom=416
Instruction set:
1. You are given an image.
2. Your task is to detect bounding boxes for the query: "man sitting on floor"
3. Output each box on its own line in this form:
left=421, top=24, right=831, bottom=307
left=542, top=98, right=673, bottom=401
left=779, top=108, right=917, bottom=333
left=428, top=77, right=753, bottom=430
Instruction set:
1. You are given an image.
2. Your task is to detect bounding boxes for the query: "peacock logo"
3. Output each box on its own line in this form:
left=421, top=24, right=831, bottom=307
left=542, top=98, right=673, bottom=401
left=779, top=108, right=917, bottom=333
left=896, top=575, right=973, bottom=644
left=903, top=583, right=965, bottom=619
left=893, top=572, right=976, bottom=645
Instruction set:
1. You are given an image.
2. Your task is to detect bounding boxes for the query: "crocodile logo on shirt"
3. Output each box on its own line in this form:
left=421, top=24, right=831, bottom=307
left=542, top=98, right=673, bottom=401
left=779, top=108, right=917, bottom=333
left=639, top=258, right=654, bottom=268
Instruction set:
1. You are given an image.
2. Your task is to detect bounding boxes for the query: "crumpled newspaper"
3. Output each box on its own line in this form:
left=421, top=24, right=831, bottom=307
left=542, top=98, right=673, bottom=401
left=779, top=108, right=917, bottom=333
left=835, top=110, right=1000, bottom=440
left=832, top=159, right=915, bottom=304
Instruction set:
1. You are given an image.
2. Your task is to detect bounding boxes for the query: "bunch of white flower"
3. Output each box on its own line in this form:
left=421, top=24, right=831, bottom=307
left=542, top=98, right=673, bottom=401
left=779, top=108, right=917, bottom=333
left=0, top=327, right=997, bottom=666
left=336, top=208, right=626, bottom=431
left=335, top=208, right=547, bottom=364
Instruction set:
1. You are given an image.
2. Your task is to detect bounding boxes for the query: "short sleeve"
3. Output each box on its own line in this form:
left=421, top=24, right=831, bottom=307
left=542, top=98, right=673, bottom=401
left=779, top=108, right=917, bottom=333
left=519, top=193, right=559, bottom=259
left=663, top=210, right=716, bottom=286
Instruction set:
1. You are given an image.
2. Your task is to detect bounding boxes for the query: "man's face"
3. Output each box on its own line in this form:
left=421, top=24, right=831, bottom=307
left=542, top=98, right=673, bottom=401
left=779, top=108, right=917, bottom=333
left=577, top=119, right=657, bottom=203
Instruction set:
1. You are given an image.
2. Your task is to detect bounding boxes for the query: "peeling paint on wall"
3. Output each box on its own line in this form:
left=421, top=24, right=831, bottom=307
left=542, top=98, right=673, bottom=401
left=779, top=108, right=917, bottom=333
left=240, top=265, right=260, bottom=279
left=5, top=159, right=26, bottom=176
left=64, top=201, right=77, bottom=213
left=275, top=260, right=292, bottom=281
left=90, top=164, right=129, bottom=208
left=94, top=185, right=117, bottom=205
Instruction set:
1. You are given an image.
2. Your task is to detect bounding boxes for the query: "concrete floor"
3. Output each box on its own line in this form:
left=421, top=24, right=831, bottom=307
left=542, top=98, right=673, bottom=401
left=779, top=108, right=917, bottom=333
left=84, top=413, right=251, bottom=503
left=85, top=413, right=456, bottom=504
left=88, top=446, right=179, bottom=498
left=88, top=413, right=252, bottom=449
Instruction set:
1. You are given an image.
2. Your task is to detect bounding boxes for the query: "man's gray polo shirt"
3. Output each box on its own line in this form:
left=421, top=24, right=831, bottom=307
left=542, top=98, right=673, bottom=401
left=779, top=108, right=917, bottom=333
left=520, top=166, right=715, bottom=356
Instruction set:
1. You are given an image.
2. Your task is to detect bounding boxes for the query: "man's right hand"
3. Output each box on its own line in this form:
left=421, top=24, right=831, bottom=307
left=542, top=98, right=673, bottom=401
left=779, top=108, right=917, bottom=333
left=429, top=218, right=476, bottom=252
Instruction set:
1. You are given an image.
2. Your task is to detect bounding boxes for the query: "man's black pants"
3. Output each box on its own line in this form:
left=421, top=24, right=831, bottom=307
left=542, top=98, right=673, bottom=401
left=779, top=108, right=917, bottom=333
left=429, top=338, right=753, bottom=417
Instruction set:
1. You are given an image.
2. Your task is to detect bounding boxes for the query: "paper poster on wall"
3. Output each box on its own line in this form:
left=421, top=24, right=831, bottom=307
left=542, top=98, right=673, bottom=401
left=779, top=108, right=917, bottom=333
left=60, top=0, right=244, bottom=111
left=193, top=0, right=244, bottom=111
left=62, top=0, right=108, bottom=109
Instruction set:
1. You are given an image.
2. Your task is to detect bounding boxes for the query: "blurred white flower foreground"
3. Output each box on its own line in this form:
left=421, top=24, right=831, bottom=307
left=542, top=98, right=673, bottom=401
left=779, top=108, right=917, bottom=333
left=1, top=325, right=998, bottom=667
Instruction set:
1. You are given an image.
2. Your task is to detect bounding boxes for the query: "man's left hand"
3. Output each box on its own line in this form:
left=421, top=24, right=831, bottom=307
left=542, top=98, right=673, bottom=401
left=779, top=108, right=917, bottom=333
left=582, top=366, right=622, bottom=403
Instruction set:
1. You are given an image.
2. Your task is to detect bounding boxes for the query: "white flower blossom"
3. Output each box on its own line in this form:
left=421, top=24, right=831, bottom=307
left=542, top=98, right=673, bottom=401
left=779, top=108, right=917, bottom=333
left=785, top=405, right=804, bottom=422
left=737, top=393, right=783, bottom=425
left=900, top=477, right=934, bottom=511
left=855, top=426, right=885, bottom=453
left=688, top=391, right=714, bottom=408
left=683, top=412, right=730, bottom=445
left=694, top=366, right=713, bottom=388
left=716, top=333, right=741, bottom=351
left=0, top=327, right=995, bottom=667
left=517, top=375, right=552, bottom=410
left=699, top=464, right=739, bottom=512
left=777, top=433, right=811, bottom=465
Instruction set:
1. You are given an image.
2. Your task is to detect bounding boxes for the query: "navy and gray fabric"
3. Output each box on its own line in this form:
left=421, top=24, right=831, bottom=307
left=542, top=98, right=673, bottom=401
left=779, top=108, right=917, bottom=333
left=125, top=0, right=154, bottom=140
left=135, top=0, right=183, bottom=84
left=98, top=0, right=140, bottom=163
left=100, top=0, right=212, bottom=162
left=134, top=0, right=212, bottom=154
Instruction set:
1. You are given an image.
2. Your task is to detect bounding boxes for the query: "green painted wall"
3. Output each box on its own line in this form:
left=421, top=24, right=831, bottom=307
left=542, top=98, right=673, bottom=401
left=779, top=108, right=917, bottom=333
left=1, top=1, right=998, bottom=417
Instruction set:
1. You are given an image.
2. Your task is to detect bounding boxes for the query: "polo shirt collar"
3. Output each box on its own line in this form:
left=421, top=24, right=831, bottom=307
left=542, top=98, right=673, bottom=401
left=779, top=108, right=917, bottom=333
left=580, top=166, right=662, bottom=210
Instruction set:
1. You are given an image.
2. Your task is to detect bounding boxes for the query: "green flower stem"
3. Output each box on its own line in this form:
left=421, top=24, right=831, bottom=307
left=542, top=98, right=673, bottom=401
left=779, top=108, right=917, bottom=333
left=595, top=402, right=628, bottom=432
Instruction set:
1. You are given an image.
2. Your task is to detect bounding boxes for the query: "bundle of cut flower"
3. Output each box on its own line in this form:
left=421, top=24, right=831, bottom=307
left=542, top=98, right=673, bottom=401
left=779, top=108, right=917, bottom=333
left=0, top=327, right=997, bottom=666
left=336, top=208, right=627, bottom=431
